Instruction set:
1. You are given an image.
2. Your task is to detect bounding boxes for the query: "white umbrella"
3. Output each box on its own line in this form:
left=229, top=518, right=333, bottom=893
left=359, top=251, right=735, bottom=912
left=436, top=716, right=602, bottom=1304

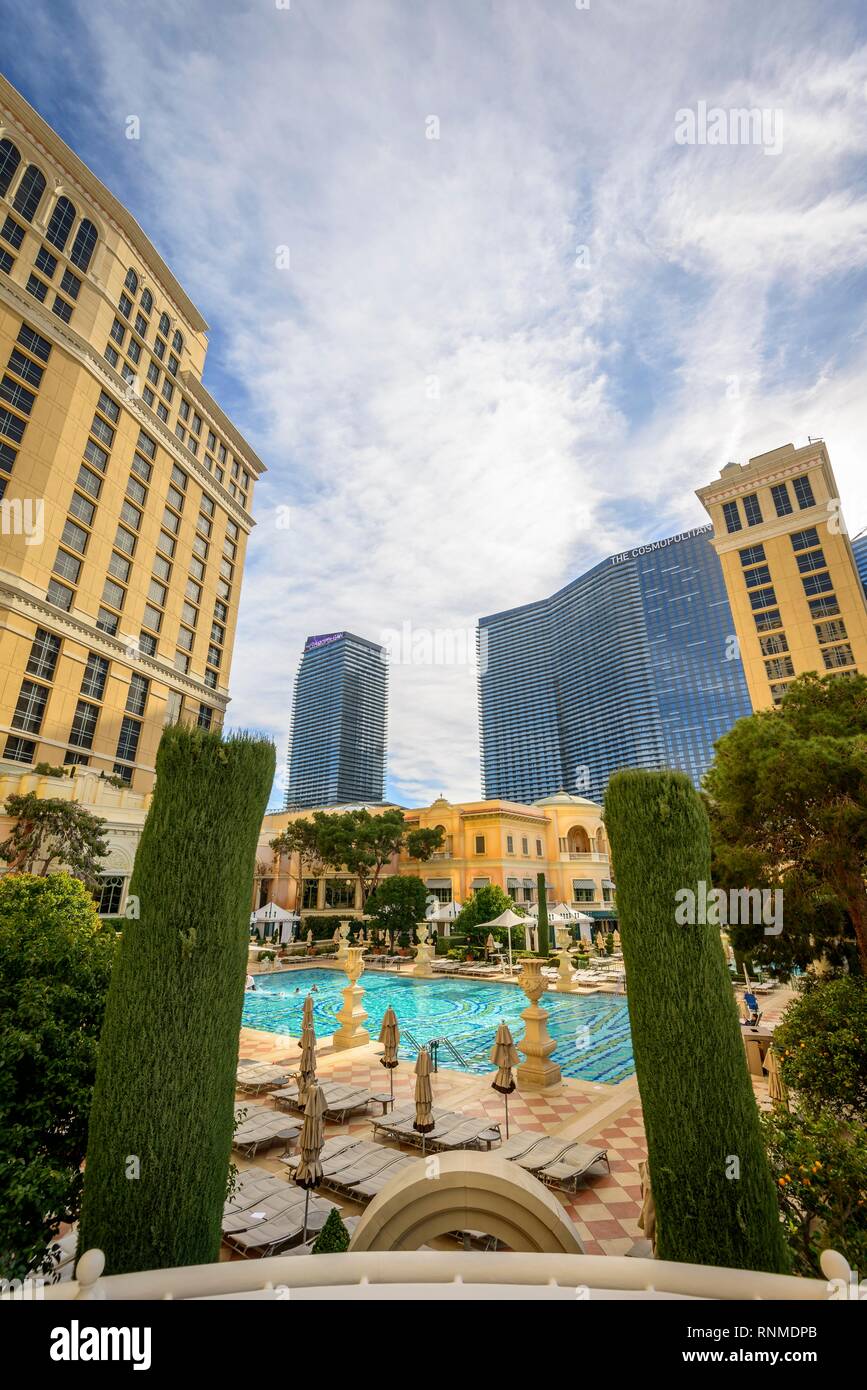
left=427, top=900, right=462, bottom=923
left=475, top=908, right=526, bottom=975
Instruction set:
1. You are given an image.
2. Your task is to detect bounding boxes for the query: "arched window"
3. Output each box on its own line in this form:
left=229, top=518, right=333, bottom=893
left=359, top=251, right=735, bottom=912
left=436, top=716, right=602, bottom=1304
left=69, top=218, right=97, bottom=272
left=124, top=267, right=138, bottom=294
left=171, top=328, right=183, bottom=353
left=0, top=139, right=21, bottom=198
left=140, top=288, right=153, bottom=315
left=159, top=311, right=170, bottom=335
left=12, top=164, right=46, bottom=222
left=45, top=196, right=76, bottom=251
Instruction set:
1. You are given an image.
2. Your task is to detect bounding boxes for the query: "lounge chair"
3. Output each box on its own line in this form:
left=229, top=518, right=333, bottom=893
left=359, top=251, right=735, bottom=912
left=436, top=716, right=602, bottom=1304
left=271, top=1079, right=372, bottom=1121
left=232, top=1110, right=301, bottom=1157
left=236, top=1064, right=292, bottom=1095
left=538, top=1143, right=610, bottom=1191
left=222, top=1188, right=308, bottom=1236
left=741, top=991, right=762, bottom=1027
left=511, top=1137, right=578, bottom=1173
left=351, top=1157, right=415, bottom=1201
left=324, top=1147, right=409, bottom=1195
left=370, top=1105, right=416, bottom=1140
left=225, top=1197, right=336, bottom=1257
left=281, top=1133, right=364, bottom=1173
left=429, top=1118, right=501, bottom=1152
left=494, top=1131, right=547, bottom=1161
left=223, top=1175, right=289, bottom=1217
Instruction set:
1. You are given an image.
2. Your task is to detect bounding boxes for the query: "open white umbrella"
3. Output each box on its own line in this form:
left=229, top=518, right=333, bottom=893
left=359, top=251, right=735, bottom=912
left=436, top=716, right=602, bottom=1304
left=294, top=1081, right=326, bottom=1243
left=475, top=908, right=526, bottom=975
left=490, top=1021, right=519, bottom=1138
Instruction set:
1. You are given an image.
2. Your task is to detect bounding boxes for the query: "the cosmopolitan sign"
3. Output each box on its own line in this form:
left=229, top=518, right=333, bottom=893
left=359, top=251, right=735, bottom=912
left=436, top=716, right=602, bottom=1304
left=304, top=632, right=344, bottom=652
left=610, top=525, right=712, bottom=566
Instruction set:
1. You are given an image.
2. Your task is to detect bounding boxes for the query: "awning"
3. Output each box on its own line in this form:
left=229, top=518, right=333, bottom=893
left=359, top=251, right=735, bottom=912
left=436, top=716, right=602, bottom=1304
left=602, top=880, right=615, bottom=890
left=572, top=879, right=595, bottom=890
left=588, top=909, right=618, bottom=921
left=506, top=877, right=520, bottom=887
left=425, top=878, right=452, bottom=888
left=522, top=878, right=534, bottom=887
left=471, top=878, right=490, bottom=889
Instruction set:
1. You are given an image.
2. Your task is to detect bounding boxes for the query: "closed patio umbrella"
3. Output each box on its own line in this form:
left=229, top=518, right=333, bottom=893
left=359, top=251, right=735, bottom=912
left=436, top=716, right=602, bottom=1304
left=378, top=1004, right=400, bottom=1101
left=485, top=933, right=496, bottom=960
left=297, top=994, right=317, bottom=1106
left=413, top=1047, right=435, bottom=1155
left=294, top=1081, right=326, bottom=1243
left=490, top=1021, right=519, bottom=1138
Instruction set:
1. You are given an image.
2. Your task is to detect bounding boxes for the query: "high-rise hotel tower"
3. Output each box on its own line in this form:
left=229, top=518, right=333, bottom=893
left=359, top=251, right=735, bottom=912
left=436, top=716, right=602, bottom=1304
left=0, top=77, right=263, bottom=792
left=697, top=442, right=867, bottom=709
left=285, top=632, right=388, bottom=809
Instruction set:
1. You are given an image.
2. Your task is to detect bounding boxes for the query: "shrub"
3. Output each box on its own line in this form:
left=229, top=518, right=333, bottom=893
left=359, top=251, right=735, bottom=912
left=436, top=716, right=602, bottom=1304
left=773, top=978, right=867, bottom=1123
left=0, top=874, right=115, bottom=1281
left=78, top=726, right=275, bottom=1274
left=312, top=1206, right=350, bottom=1253
left=365, top=876, right=428, bottom=939
left=604, top=769, right=790, bottom=1273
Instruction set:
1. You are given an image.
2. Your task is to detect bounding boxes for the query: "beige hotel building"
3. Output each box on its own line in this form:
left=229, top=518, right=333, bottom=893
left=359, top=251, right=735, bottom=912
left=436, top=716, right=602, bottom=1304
left=0, top=75, right=263, bottom=798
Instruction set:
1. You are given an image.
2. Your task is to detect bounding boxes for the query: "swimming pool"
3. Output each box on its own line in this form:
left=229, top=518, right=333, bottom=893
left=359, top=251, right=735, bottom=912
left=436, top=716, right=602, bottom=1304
left=242, top=968, right=635, bottom=1084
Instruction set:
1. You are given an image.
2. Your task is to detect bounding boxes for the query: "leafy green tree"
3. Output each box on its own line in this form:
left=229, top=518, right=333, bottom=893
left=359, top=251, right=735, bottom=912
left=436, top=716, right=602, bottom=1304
left=761, top=1106, right=867, bottom=1278
left=537, top=872, right=549, bottom=957
left=0, top=874, right=115, bottom=1281
left=365, top=875, right=428, bottom=939
left=604, top=768, right=790, bottom=1273
left=773, top=978, right=867, bottom=1124
left=312, top=1206, right=350, bottom=1253
left=271, top=809, right=442, bottom=906
left=454, top=884, right=514, bottom=933
left=704, top=672, right=867, bottom=975
left=78, top=726, right=275, bottom=1274
left=0, top=792, right=108, bottom=890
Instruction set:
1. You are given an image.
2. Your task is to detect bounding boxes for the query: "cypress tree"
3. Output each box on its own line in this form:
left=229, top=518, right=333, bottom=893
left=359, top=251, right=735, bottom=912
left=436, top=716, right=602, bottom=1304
left=536, top=871, right=549, bottom=957
left=603, top=769, right=789, bottom=1273
left=78, top=725, right=275, bottom=1273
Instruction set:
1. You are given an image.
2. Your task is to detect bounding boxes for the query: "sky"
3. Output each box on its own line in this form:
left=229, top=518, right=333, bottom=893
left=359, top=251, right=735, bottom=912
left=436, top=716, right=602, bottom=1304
left=5, top=0, right=867, bottom=809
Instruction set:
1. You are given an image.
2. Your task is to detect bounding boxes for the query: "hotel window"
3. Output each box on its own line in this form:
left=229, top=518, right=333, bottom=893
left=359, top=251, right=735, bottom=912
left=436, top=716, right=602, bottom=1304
left=772, top=484, right=793, bottom=516
left=197, top=704, right=213, bottom=731
left=25, top=274, right=48, bottom=303
left=68, top=699, right=98, bottom=749
left=739, top=543, right=765, bottom=567
left=69, top=492, right=95, bottom=526
left=104, top=344, right=119, bottom=368
left=0, top=440, right=15, bottom=475
left=126, top=673, right=149, bottom=716
left=154, top=337, right=166, bottom=361
left=207, top=431, right=216, bottom=452
left=114, top=524, right=136, bottom=557
left=156, top=402, right=169, bottom=424
left=474, top=835, right=486, bottom=853
left=140, top=289, right=153, bottom=315
left=722, top=500, right=741, bottom=534
left=60, top=269, right=81, bottom=300
left=11, top=678, right=49, bottom=734
left=121, top=500, right=142, bottom=531
left=167, top=354, right=179, bottom=376
left=63, top=751, right=89, bottom=768
left=0, top=406, right=26, bottom=443
left=8, top=350, right=44, bottom=390
left=45, top=196, right=76, bottom=251
left=796, top=549, right=827, bottom=574
left=190, top=557, right=206, bottom=582
left=521, top=837, right=529, bottom=854
left=136, top=427, right=156, bottom=459
left=26, top=628, right=60, bottom=681
left=110, top=318, right=125, bottom=346
left=203, top=671, right=217, bottom=689
left=759, top=633, right=789, bottom=657
left=91, top=410, right=115, bottom=446
left=142, top=604, right=163, bottom=633
left=13, top=164, right=46, bottom=222
left=3, top=736, right=35, bottom=764
left=171, top=463, right=188, bottom=490
left=177, top=626, right=194, bottom=652
left=506, top=835, right=514, bottom=853
left=572, top=882, right=595, bottom=903
left=214, top=599, right=227, bottom=622
left=536, top=839, right=543, bottom=856
left=791, top=527, right=820, bottom=552
left=0, top=139, right=22, bottom=196
left=147, top=361, right=160, bottom=386
left=186, top=579, right=202, bottom=604
left=197, top=514, right=212, bottom=538
left=19, top=324, right=51, bottom=362
left=159, top=312, right=170, bottom=335
left=161, top=506, right=179, bottom=534
left=181, top=601, right=198, bottom=627
left=102, top=577, right=125, bottom=610
left=802, top=572, right=833, bottom=597
left=81, top=653, right=109, bottom=700
left=148, top=578, right=168, bottom=607
left=138, top=631, right=157, bottom=656
left=0, top=247, right=15, bottom=274
left=765, top=655, right=795, bottom=680
left=742, top=492, right=763, bottom=526
left=84, top=440, right=109, bottom=474
left=793, top=475, right=816, bottom=509
left=325, top=879, right=355, bottom=909
left=210, top=620, right=224, bottom=644
left=172, top=329, right=184, bottom=353
left=179, top=398, right=190, bottom=422
left=301, top=879, right=318, bottom=910
left=115, top=715, right=142, bottom=764
left=46, top=578, right=73, bottom=611
left=95, top=608, right=118, bottom=636
left=34, top=245, right=57, bottom=278
left=126, top=474, right=147, bottom=507
left=193, top=534, right=209, bottom=559
left=53, top=549, right=81, bottom=584
left=127, top=338, right=141, bottom=365
left=754, top=607, right=783, bottom=632
left=191, top=413, right=202, bottom=435
left=815, top=618, right=848, bottom=644
left=174, top=652, right=189, bottom=673
left=131, top=452, right=152, bottom=483
left=157, top=529, right=176, bottom=557
left=96, top=875, right=125, bottom=915
left=749, top=586, right=777, bottom=611
left=744, top=564, right=771, bottom=588
left=216, top=579, right=230, bottom=601
left=153, top=554, right=171, bottom=582
left=134, top=312, right=148, bottom=338
left=823, top=643, right=855, bottom=670
left=162, top=379, right=174, bottom=403
left=0, top=375, right=35, bottom=415
left=124, top=268, right=138, bottom=294
left=219, top=558, right=233, bottom=581
left=118, top=291, right=133, bottom=319
left=51, top=296, right=73, bottom=324
left=1, top=214, right=24, bottom=249
left=69, top=220, right=97, bottom=273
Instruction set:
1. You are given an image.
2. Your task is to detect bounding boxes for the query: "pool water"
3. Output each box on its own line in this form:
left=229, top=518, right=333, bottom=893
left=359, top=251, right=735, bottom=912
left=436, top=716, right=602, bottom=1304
left=242, top=968, right=635, bottom=1084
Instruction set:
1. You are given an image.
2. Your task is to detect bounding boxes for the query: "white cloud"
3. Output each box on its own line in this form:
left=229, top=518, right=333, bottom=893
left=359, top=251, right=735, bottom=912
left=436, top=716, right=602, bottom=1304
left=19, top=0, right=867, bottom=803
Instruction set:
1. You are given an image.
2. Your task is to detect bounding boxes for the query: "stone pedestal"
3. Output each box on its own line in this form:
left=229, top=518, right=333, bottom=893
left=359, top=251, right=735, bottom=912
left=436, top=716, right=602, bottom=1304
left=517, top=958, right=561, bottom=1089
left=336, top=919, right=351, bottom=964
left=554, top=925, right=576, bottom=993
left=333, top=946, right=369, bottom=1050
left=412, top=922, right=435, bottom=977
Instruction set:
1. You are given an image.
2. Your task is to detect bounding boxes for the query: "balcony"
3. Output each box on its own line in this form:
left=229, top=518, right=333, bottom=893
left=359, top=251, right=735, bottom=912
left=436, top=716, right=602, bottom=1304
left=562, top=851, right=609, bottom=863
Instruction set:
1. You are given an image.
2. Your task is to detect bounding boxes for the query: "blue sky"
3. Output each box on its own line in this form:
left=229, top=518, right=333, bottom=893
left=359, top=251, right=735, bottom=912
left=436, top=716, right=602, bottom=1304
left=5, top=0, right=867, bottom=808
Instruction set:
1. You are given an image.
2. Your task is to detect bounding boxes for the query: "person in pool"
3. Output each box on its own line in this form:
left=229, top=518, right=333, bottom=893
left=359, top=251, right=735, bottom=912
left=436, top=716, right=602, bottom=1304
left=245, top=974, right=256, bottom=992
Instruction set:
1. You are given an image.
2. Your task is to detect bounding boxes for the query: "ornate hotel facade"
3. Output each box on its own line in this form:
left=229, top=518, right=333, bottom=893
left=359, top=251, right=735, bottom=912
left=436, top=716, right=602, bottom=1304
left=0, top=76, right=263, bottom=795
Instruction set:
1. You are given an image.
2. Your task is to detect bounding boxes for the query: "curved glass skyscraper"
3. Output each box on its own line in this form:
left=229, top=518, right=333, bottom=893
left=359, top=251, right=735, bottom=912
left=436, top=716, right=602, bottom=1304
left=285, top=631, right=387, bottom=808
left=478, top=526, right=752, bottom=804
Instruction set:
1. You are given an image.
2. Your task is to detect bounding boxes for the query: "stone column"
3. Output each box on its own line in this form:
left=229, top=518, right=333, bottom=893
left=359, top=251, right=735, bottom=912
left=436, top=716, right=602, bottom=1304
left=333, top=947, right=369, bottom=1050
left=412, top=922, right=435, bottom=977
left=517, top=958, right=561, bottom=1089
left=554, top=924, right=576, bottom=993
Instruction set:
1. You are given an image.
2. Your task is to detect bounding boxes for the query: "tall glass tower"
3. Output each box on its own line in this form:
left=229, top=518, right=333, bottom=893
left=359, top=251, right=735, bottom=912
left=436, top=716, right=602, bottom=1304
left=478, top=526, right=752, bottom=804
left=284, top=632, right=387, bottom=808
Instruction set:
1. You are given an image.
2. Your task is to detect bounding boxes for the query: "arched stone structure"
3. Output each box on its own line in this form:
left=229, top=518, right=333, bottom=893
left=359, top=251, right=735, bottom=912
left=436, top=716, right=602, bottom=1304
left=566, top=824, right=591, bottom=854
left=347, top=1151, right=585, bottom=1254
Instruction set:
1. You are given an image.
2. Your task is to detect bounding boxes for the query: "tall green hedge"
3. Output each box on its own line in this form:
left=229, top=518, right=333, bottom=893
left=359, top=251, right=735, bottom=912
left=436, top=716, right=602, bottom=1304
left=603, top=769, right=789, bottom=1273
left=78, top=726, right=275, bottom=1273
left=536, top=872, right=549, bottom=957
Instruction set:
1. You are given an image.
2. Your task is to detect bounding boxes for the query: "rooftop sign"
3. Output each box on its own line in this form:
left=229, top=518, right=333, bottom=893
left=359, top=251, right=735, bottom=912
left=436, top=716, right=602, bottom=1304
left=610, top=525, right=712, bottom=565
left=304, top=632, right=345, bottom=652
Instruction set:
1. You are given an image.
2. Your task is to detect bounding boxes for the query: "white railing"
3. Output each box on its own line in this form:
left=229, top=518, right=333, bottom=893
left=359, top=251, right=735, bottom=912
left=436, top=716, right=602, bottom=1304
left=564, top=851, right=609, bottom=862
left=37, top=1247, right=852, bottom=1302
